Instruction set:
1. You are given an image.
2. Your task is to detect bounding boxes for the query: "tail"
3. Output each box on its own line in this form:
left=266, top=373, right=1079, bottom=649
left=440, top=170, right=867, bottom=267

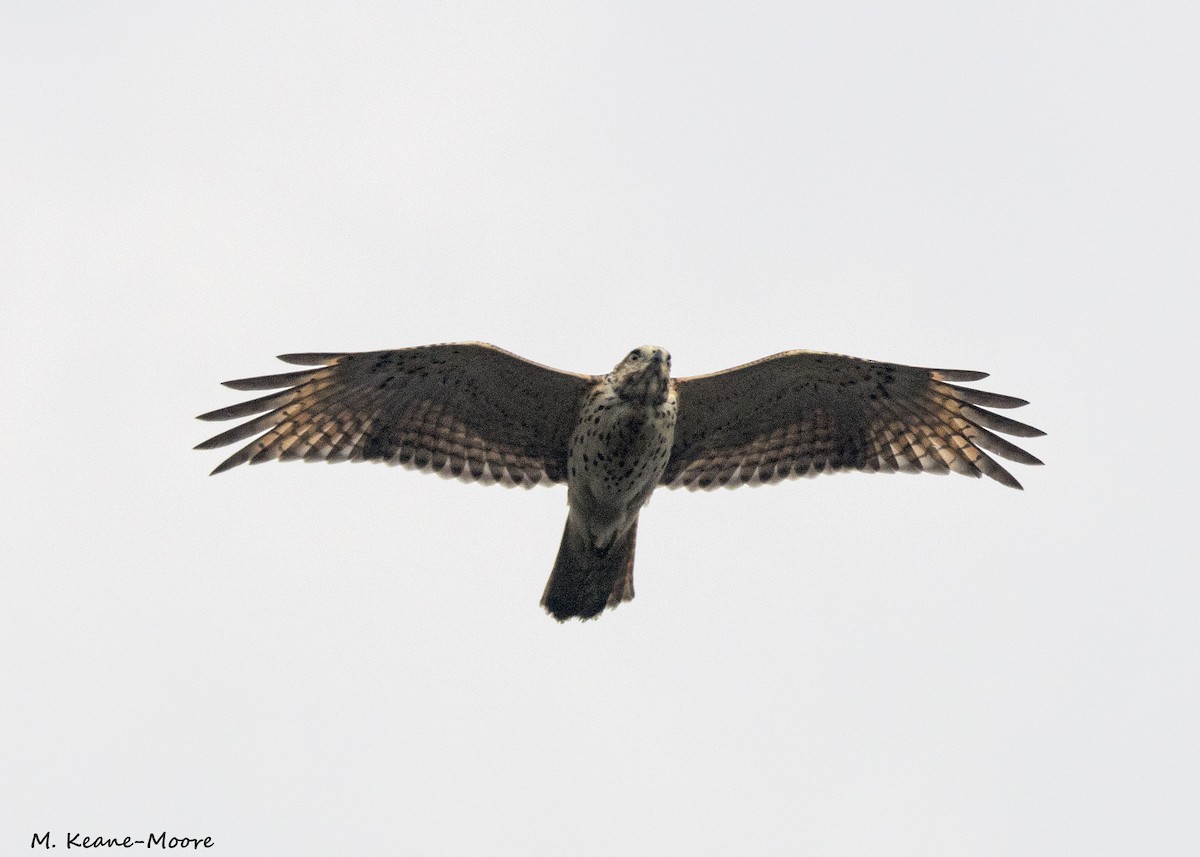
left=541, top=512, right=638, bottom=621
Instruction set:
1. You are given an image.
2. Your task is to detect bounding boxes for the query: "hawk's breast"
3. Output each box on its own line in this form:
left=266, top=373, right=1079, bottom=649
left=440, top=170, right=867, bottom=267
left=567, top=385, right=678, bottom=516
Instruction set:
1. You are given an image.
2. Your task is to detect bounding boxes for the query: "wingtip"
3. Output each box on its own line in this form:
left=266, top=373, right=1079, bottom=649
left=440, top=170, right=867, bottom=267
left=933, top=368, right=990, bottom=382
left=208, top=458, right=239, bottom=476
left=276, top=352, right=340, bottom=366
left=999, top=471, right=1025, bottom=490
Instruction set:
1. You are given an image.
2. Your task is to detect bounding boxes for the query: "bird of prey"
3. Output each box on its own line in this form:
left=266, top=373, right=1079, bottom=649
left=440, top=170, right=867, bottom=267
left=197, top=343, right=1043, bottom=621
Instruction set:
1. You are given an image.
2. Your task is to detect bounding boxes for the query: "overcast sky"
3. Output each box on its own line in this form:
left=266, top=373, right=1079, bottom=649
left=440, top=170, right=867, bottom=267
left=3, top=2, right=1198, bottom=855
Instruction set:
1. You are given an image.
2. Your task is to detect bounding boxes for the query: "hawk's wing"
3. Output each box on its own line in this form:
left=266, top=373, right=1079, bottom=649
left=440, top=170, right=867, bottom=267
left=663, top=351, right=1043, bottom=490
left=196, top=343, right=596, bottom=487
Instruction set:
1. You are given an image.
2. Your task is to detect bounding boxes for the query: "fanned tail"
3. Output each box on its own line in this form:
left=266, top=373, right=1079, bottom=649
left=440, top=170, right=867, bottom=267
left=541, top=512, right=637, bottom=621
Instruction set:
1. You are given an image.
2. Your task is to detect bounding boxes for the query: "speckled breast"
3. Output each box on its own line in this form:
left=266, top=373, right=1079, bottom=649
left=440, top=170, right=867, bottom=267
left=567, top=386, right=678, bottom=514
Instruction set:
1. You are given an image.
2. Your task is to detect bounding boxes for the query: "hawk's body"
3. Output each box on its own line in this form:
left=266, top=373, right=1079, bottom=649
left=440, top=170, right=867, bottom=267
left=197, top=343, right=1044, bottom=620
left=545, top=346, right=678, bottom=619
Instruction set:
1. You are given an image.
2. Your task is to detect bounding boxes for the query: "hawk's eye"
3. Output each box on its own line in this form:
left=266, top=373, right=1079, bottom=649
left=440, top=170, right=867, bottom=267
left=628, top=351, right=640, bottom=361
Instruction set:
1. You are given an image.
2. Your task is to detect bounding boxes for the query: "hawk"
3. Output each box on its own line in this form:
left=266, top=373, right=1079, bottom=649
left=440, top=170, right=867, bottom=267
left=197, top=343, right=1044, bottom=620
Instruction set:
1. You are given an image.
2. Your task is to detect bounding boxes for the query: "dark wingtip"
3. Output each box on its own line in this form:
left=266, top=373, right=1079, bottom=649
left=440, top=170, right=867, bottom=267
left=208, top=450, right=247, bottom=475
left=959, top=404, right=1047, bottom=439
left=933, top=368, right=989, bottom=382
left=277, top=352, right=339, bottom=366
left=996, top=470, right=1024, bottom=490
left=945, top=383, right=1031, bottom=409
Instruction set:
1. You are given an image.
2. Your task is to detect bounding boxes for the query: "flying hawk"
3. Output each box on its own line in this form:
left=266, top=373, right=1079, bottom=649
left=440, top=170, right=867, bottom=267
left=197, top=344, right=1043, bottom=620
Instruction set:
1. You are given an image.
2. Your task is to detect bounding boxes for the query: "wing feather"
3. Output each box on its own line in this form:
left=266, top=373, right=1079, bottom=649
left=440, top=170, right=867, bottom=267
left=929, top=368, right=989, bottom=382
left=196, top=343, right=596, bottom=486
left=966, top=424, right=1045, bottom=466
left=664, top=350, right=1042, bottom=491
left=196, top=390, right=297, bottom=422
left=220, top=369, right=323, bottom=391
left=941, top=383, right=1029, bottom=409
left=959, top=404, right=1045, bottom=438
left=276, top=353, right=342, bottom=366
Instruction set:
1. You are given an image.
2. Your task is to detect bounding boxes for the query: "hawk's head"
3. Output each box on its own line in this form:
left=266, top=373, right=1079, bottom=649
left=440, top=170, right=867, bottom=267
left=610, top=346, right=672, bottom=405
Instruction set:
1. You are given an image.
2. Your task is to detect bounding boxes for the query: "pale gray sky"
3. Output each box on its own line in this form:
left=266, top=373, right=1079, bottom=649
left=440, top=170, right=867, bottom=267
left=3, top=2, right=1198, bottom=855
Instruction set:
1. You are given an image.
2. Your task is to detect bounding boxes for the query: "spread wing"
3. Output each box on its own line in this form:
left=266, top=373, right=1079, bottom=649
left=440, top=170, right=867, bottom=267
left=196, top=342, right=596, bottom=487
left=663, top=350, right=1044, bottom=490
